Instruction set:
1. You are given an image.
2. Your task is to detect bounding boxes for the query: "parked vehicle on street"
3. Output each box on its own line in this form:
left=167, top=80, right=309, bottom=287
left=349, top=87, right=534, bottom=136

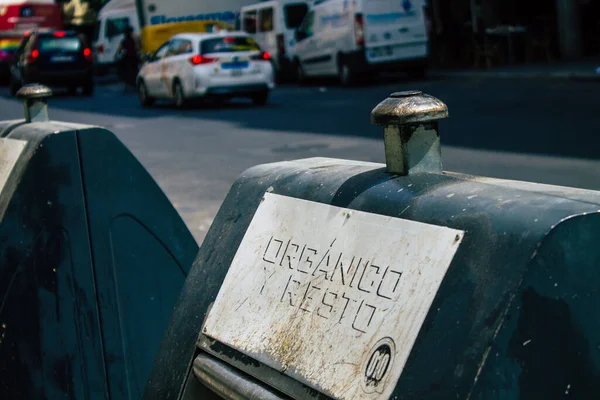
left=93, top=0, right=260, bottom=74
left=240, top=0, right=310, bottom=81
left=9, top=29, right=95, bottom=96
left=92, top=0, right=139, bottom=76
left=0, top=0, right=62, bottom=81
left=0, top=0, right=62, bottom=32
left=292, top=0, right=429, bottom=86
left=136, top=31, right=275, bottom=108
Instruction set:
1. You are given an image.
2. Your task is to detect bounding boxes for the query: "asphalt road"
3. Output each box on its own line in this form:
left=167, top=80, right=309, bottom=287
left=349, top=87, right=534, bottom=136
left=0, top=76, right=599, bottom=245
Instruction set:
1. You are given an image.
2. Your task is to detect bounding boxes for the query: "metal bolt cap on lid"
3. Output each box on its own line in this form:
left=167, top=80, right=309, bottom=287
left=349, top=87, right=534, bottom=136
left=17, top=83, right=53, bottom=123
left=371, top=90, right=448, bottom=126
left=16, top=83, right=53, bottom=100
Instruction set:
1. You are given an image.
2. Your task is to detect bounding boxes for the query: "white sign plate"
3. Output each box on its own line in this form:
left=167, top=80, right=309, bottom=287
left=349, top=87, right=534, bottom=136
left=203, top=193, right=464, bottom=400
left=0, top=138, right=26, bottom=197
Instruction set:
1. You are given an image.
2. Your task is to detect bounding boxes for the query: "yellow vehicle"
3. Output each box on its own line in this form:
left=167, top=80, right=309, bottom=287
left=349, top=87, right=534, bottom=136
left=141, top=20, right=230, bottom=55
left=93, top=0, right=245, bottom=73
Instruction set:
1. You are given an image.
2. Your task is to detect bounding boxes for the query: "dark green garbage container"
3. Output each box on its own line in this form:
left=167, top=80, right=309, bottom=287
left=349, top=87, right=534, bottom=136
left=0, top=84, right=198, bottom=399
left=144, top=91, right=600, bottom=400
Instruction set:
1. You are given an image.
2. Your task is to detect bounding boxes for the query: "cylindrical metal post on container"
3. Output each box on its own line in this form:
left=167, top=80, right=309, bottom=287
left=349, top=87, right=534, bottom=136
left=371, top=90, right=448, bottom=175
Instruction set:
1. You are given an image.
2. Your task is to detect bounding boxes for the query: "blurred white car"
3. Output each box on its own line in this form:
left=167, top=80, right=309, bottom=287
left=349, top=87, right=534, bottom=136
left=136, top=31, right=275, bottom=108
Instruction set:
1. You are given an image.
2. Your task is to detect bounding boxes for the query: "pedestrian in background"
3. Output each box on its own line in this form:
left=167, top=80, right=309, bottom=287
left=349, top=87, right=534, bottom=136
left=116, top=26, right=139, bottom=93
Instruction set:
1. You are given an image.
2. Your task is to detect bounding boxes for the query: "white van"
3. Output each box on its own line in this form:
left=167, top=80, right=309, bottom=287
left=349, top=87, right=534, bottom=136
left=292, top=0, right=429, bottom=85
left=93, top=0, right=139, bottom=75
left=240, top=0, right=310, bottom=81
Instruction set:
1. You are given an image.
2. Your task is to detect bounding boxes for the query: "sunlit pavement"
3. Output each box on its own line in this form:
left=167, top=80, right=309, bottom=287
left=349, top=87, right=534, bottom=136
left=1, top=76, right=598, bottom=245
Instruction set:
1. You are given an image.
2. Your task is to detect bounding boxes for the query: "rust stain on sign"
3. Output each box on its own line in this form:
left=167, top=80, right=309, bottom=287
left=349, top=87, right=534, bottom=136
left=203, top=193, right=464, bottom=399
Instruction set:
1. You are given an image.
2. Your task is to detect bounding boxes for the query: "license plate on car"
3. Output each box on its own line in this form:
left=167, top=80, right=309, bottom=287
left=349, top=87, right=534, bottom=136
left=230, top=69, right=242, bottom=77
left=222, top=61, right=249, bottom=70
left=51, top=56, right=74, bottom=62
left=370, top=46, right=394, bottom=58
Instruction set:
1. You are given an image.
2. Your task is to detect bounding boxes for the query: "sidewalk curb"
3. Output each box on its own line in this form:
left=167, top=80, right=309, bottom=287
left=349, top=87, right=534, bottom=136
left=429, top=70, right=600, bottom=82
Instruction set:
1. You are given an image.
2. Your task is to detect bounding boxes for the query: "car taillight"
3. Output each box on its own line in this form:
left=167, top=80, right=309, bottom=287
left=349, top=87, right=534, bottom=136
left=27, top=48, right=38, bottom=63
left=251, top=51, right=271, bottom=61
left=189, top=55, right=217, bottom=65
left=83, top=47, right=93, bottom=62
left=276, top=34, right=285, bottom=56
left=53, top=31, right=66, bottom=38
left=354, top=14, right=365, bottom=47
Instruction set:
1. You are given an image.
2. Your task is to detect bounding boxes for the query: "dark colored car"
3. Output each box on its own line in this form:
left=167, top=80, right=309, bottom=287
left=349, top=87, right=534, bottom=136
left=9, top=29, right=94, bottom=96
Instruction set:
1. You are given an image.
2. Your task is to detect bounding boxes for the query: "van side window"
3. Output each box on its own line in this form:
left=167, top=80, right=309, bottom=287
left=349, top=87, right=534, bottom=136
left=258, top=7, right=274, bottom=32
left=284, top=4, right=309, bottom=29
left=297, top=10, right=315, bottom=39
left=105, top=17, right=130, bottom=38
left=243, top=10, right=257, bottom=34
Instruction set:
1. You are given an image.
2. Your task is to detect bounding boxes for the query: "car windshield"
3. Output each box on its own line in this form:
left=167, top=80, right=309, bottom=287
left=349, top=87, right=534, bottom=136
left=284, top=3, right=309, bottom=29
left=38, top=36, right=81, bottom=53
left=200, top=36, right=260, bottom=54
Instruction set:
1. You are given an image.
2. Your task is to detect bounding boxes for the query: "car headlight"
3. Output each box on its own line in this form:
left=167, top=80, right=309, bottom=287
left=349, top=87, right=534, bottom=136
left=0, top=7, right=7, bottom=16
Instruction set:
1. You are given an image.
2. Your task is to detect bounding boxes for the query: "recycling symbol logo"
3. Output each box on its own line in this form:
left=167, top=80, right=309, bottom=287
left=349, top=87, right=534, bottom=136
left=402, top=0, right=412, bottom=12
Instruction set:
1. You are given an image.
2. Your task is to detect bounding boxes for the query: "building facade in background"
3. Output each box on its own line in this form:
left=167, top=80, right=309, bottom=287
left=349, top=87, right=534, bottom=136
left=58, top=0, right=108, bottom=39
left=427, top=0, right=598, bottom=69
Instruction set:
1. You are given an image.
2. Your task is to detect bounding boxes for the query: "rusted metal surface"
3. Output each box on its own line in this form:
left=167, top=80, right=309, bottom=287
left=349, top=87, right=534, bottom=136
left=196, top=334, right=326, bottom=400
left=201, top=193, right=463, bottom=400
left=16, top=83, right=53, bottom=100
left=193, top=353, right=289, bottom=400
left=370, top=91, right=448, bottom=126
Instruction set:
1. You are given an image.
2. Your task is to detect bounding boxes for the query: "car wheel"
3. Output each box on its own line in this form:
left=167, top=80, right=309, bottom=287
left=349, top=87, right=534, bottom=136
left=137, top=80, right=154, bottom=107
left=82, top=80, right=94, bottom=96
left=173, top=80, right=185, bottom=108
left=252, top=91, right=269, bottom=106
left=338, top=56, right=355, bottom=87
